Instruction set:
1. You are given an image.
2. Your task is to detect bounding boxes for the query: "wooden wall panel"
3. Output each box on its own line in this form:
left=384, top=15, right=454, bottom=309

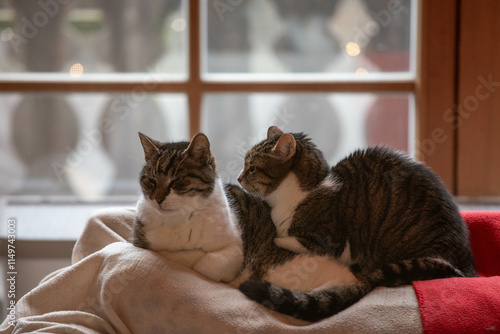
left=416, top=0, right=458, bottom=192
left=457, top=0, right=500, bottom=196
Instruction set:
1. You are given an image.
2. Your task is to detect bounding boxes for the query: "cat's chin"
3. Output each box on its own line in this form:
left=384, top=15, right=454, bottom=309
left=239, top=182, right=264, bottom=197
left=140, top=197, right=181, bottom=214
left=157, top=206, right=181, bottom=214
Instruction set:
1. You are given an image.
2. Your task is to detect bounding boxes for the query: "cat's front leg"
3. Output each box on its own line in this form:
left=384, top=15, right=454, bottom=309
left=193, top=242, right=243, bottom=283
left=282, top=230, right=341, bottom=256
left=274, top=237, right=309, bottom=254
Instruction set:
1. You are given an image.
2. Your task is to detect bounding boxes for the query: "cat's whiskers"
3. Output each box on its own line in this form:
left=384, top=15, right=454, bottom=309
left=127, top=155, right=143, bottom=163
left=141, top=197, right=164, bottom=218
left=234, top=139, right=251, bottom=158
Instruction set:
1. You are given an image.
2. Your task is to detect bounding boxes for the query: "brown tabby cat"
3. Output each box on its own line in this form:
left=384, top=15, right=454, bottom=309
left=237, top=126, right=476, bottom=322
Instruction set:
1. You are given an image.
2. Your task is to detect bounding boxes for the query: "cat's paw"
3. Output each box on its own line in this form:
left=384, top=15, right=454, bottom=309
left=274, top=237, right=309, bottom=254
left=193, top=251, right=242, bottom=283
left=158, top=249, right=206, bottom=268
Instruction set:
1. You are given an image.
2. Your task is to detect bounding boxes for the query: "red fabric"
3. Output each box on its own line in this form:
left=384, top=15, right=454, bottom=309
left=463, top=211, right=500, bottom=277
left=413, top=211, right=500, bottom=334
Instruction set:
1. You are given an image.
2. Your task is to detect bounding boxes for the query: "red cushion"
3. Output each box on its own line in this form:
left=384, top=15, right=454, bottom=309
left=413, top=211, right=500, bottom=334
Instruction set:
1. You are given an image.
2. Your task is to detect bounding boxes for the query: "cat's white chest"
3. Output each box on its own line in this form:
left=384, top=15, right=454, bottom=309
left=146, top=221, right=197, bottom=251
left=138, top=207, right=236, bottom=253
left=266, top=172, right=308, bottom=237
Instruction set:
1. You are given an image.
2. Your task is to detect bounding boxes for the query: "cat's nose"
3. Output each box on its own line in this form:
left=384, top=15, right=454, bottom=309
left=155, top=193, right=164, bottom=204
left=154, top=189, right=169, bottom=204
left=237, top=173, right=243, bottom=184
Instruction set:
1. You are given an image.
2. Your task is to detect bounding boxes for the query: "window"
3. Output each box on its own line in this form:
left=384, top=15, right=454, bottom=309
left=0, top=0, right=190, bottom=199
left=0, top=0, right=417, bottom=199
left=0, top=0, right=188, bottom=77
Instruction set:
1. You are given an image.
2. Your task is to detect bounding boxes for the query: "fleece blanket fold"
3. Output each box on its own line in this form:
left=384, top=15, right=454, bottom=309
left=413, top=211, right=500, bottom=334
left=1, top=207, right=423, bottom=334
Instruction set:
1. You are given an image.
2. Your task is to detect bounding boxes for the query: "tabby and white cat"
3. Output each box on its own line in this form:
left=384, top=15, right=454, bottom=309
left=133, top=132, right=243, bottom=283
left=238, top=126, right=476, bottom=322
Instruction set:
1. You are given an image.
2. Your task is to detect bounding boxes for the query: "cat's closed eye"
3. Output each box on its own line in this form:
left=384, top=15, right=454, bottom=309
left=142, top=177, right=156, bottom=188
left=170, top=177, right=184, bottom=189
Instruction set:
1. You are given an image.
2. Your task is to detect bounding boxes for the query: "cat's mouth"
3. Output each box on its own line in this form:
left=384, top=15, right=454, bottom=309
left=158, top=206, right=180, bottom=213
left=240, top=183, right=255, bottom=193
left=238, top=179, right=254, bottom=192
left=147, top=200, right=180, bottom=213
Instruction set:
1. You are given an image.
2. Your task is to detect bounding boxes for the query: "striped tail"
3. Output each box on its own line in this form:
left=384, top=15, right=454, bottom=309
left=239, top=257, right=466, bottom=322
left=364, top=257, right=466, bottom=287
left=239, top=280, right=372, bottom=322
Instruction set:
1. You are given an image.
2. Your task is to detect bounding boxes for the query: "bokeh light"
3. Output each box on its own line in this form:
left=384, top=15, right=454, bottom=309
left=69, top=63, right=84, bottom=78
left=345, top=42, right=361, bottom=57
left=171, top=18, right=186, bottom=32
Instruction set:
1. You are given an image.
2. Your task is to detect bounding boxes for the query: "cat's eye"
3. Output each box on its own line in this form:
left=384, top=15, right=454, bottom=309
left=170, top=177, right=184, bottom=188
left=248, top=165, right=256, bottom=173
left=144, top=178, right=156, bottom=188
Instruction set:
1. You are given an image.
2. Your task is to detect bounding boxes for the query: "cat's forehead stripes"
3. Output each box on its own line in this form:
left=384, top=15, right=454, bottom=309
left=151, top=141, right=190, bottom=174
left=245, top=138, right=280, bottom=162
left=156, top=150, right=183, bottom=175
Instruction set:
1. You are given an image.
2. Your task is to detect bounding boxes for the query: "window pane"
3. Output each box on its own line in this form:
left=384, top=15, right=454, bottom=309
left=204, top=0, right=415, bottom=79
left=202, top=93, right=413, bottom=183
left=0, top=0, right=187, bottom=77
left=0, top=93, right=188, bottom=198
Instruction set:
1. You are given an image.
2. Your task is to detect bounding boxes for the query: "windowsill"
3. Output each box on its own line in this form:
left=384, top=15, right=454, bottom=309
left=455, top=197, right=500, bottom=212
left=0, top=72, right=415, bottom=84
left=1, top=196, right=499, bottom=243
left=0, top=196, right=136, bottom=241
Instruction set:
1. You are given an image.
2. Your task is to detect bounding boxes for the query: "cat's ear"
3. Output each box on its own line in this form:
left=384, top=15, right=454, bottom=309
left=186, top=133, right=212, bottom=164
left=267, top=126, right=284, bottom=139
left=138, top=132, right=161, bottom=161
left=272, top=134, right=296, bottom=161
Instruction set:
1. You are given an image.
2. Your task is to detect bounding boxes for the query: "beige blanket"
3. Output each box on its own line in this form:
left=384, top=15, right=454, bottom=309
left=0, top=208, right=423, bottom=334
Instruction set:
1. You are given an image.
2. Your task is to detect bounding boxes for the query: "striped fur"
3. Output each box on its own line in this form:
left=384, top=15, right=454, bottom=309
left=224, top=183, right=297, bottom=280
left=226, top=184, right=356, bottom=291
left=238, top=126, right=477, bottom=322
